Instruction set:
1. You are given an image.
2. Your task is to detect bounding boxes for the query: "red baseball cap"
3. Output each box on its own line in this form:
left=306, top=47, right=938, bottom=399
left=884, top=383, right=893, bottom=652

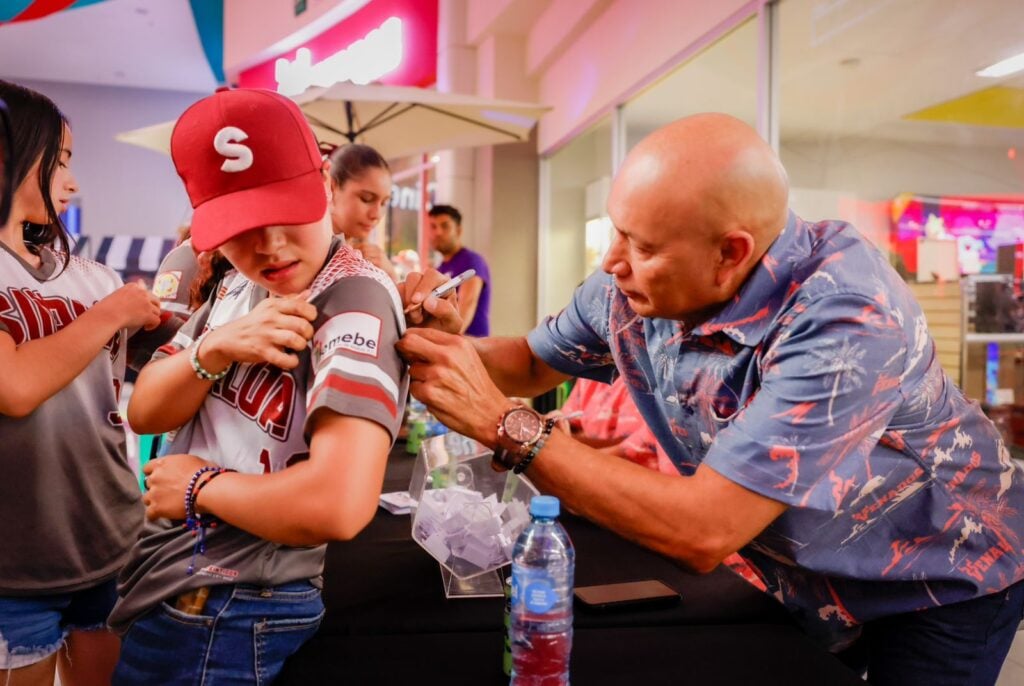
left=171, top=88, right=327, bottom=252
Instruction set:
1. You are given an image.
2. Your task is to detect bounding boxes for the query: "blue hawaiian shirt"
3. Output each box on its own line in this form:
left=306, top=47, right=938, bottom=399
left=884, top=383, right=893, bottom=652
left=528, top=212, right=1024, bottom=648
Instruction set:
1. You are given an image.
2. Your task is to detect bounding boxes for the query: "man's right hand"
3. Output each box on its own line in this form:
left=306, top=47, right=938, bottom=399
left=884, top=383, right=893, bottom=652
left=399, top=269, right=463, bottom=333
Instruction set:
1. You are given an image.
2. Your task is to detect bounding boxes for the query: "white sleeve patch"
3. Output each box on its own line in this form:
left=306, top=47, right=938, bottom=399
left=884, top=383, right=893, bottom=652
left=313, top=311, right=383, bottom=365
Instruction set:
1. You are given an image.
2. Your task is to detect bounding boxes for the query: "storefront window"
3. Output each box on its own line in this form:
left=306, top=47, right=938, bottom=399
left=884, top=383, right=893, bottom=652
left=386, top=156, right=436, bottom=277
left=777, top=0, right=1024, bottom=406
left=623, top=17, right=759, bottom=151
left=541, top=118, right=613, bottom=316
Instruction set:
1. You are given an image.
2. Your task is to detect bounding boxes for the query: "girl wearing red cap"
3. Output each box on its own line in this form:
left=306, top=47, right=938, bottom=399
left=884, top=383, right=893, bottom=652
left=0, top=81, right=160, bottom=686
left=109, top=88, right=409, bottom=684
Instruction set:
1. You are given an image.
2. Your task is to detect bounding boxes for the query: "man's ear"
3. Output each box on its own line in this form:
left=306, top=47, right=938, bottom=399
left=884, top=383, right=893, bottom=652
left=715, top=230, right=756, bottom=288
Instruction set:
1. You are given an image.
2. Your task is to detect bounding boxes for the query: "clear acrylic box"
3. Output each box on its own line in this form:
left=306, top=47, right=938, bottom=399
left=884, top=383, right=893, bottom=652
left=409, top=433, right=538, bottom=597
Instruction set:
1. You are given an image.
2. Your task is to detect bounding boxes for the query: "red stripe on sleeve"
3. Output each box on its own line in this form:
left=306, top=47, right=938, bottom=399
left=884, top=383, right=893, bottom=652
left=309, top=374, right=398, bottom=419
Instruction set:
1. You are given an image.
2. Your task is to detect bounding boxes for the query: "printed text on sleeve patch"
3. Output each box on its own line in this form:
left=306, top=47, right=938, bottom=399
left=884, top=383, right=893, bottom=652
left=313, top=311, right=382, bottom=364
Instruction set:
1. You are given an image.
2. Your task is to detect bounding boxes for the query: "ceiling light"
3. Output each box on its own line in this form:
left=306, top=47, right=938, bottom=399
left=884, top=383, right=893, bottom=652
left=977, top=51, right=1024, bottom=78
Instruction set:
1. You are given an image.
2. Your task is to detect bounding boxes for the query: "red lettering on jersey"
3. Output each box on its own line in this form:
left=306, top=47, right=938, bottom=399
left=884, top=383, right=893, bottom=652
left=107, top=330, right=121, bottom=361
left=108, top=378, right=124, bottom=426
left=238, top=365, right=273, bottom=419
left=35, top=292, right=78, bottom=335
left=258, top=449, right=308, bottom=473
left=218, top=361, right=242, bottom=406
left=0, top=287, right=99, bottom=346
left=286, top=451, right=309, bottom=467
left=0, top=291, right=26, bottom=343
left=210, top=362, right=295, bottom=442
left=259, top=374, right=296, bottom=441
left=12, top=289, right=44, bottom=340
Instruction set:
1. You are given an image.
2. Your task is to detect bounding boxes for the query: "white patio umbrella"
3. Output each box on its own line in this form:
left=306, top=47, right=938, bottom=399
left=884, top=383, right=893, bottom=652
left=293, top=82, right=547, bottom=158
left=116, top=83, right=548, bottom=160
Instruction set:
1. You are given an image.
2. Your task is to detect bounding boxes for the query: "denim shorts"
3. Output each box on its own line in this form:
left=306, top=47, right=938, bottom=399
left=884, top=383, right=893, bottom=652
left=113, top=580, right=324, bottom=686
left=0, top=578, right=117, bottom=669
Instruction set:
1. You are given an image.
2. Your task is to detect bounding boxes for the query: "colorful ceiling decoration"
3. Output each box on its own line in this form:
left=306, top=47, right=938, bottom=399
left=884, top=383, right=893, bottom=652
left=0, top=0, right=105, bottom=23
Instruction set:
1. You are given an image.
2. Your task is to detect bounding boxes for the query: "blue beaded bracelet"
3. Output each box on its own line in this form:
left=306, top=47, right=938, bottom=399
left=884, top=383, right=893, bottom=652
left=183, top=466, right=233, bottom=575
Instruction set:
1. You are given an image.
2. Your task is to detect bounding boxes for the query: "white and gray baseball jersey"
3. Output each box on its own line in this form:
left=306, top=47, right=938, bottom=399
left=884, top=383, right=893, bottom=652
left=0, top=242, right=143, bottom=594
left=110, top=240, right=409, bottom=632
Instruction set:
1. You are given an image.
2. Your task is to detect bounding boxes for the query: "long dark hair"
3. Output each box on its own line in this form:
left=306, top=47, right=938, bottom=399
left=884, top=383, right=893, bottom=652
left=0, top=81, right=71, bottom=265
left=328, top=143, right=390, bottom=188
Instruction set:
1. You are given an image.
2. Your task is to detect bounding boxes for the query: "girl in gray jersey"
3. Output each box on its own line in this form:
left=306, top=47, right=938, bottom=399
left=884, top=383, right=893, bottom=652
left=0, top=82, right=160, bottom=685
left=110, top=88, right=409, bottom=684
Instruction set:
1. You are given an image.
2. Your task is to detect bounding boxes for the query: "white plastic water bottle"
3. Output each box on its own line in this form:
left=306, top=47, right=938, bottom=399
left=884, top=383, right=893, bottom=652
left=510, top=495, right=575, bottom=686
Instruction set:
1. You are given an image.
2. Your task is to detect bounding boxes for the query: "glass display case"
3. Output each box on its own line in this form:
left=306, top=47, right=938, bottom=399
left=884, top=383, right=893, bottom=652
left=960, top=274, right=1024, bottom=451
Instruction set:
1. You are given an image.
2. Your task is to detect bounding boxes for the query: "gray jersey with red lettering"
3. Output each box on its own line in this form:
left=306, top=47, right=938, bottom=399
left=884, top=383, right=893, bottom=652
left=0, top=242, right=143, bottom=594
left=109, top=241, right=408, bottom=633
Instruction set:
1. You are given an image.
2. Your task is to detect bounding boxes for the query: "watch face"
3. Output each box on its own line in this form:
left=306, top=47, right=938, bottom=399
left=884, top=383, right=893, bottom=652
left=504, top=408, right=543, bottom=443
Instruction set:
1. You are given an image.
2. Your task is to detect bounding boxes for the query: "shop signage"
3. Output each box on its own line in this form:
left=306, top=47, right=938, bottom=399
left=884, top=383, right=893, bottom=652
left=238, top=0, right=437, bottom=91
left=275, top=17, right=403, bottom=95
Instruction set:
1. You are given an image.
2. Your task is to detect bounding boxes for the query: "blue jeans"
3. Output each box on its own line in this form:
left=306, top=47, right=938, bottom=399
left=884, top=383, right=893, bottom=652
left=838, top=578, right=1024, bottom=686
left=0, top=579, right=117, bottom=669
left=113, top=581, right=324, bottom=685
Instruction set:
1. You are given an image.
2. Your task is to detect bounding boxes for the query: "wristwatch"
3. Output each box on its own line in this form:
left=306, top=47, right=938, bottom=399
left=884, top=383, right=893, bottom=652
left=493, top=406, right=545, bottom=471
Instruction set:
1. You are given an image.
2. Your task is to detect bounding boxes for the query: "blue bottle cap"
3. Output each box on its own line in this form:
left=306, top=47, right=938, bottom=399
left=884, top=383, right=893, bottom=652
left=530, top=495, right=560, bottom=518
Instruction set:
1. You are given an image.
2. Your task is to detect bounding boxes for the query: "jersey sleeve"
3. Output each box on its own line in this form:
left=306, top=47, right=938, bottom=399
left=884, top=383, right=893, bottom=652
left=305, top=275, right=408, bottom=443
left=526, top=270, right=617, bottom=383
left=128, top=243, right=197, bottom=370
left=704, top=293, right=908, bottom=511
left=149, top=297, right=212, bottom=362
left=151, top=241, right=199, bottom=317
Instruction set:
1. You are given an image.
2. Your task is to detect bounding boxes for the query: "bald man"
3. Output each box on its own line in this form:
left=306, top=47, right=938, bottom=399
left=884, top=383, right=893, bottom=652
left=397, top=114, right=1024, bottom=686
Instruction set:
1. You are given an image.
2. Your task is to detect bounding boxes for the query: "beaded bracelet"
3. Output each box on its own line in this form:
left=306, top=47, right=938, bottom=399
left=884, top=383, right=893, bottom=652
left=183, top=466, right=235, bottom=575
left=191, top=468, right=234, bottom=518
left=183, top=467, right=221, bottom=529
left=189, top=330, right=230, bottom=382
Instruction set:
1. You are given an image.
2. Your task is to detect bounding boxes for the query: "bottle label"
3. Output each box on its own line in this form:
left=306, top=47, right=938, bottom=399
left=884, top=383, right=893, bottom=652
left=512, top=569, right=557, bottom=614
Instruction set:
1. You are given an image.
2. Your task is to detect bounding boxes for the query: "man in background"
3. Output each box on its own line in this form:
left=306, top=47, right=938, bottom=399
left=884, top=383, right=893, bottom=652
left=428, top=204, right=491, bottom=336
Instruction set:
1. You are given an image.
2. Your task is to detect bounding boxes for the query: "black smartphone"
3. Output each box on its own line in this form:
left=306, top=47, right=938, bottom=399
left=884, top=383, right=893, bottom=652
left=574, top=579, right=681, bottom=611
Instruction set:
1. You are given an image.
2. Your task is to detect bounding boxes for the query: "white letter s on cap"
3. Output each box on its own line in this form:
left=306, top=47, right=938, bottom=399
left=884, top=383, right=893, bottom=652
left=214, top=126, right=253, bottom=173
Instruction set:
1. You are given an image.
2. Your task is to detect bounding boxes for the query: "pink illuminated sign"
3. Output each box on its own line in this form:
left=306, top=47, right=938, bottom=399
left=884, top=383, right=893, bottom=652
left=239, top=0, right=437, bottom=91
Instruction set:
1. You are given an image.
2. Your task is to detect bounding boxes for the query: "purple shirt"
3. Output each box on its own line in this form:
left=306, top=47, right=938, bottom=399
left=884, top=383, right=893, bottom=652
left=528, top=212, right=1024, bottom=648
left=440, top=247, right=490, bottom=337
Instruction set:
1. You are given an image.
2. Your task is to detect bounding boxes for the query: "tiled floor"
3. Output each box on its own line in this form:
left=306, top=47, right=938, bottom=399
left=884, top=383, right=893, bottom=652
left=998, top=631, right=1024, bottom=685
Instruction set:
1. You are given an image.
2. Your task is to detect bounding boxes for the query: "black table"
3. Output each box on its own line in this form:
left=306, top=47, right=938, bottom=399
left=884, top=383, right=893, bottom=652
left=279, top=444, right=863, bottom=685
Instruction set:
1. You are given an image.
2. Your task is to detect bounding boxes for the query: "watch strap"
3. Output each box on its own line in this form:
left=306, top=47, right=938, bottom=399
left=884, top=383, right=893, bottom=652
left=513, top=418, right=556, bottom=474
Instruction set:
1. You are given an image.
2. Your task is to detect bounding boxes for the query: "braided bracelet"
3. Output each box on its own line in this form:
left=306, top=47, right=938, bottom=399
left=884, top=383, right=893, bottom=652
left=189, top=330, right=230, bottom=382
left=183, top=466, right=221, bottom=530
left=183, top=466, right=235, bottom=575
left=191, top=468, right=234, bottom=518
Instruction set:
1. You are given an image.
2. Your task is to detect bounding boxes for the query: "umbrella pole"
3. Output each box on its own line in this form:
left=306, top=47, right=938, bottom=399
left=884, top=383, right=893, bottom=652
left=345, top=101, right=356, bottom=142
